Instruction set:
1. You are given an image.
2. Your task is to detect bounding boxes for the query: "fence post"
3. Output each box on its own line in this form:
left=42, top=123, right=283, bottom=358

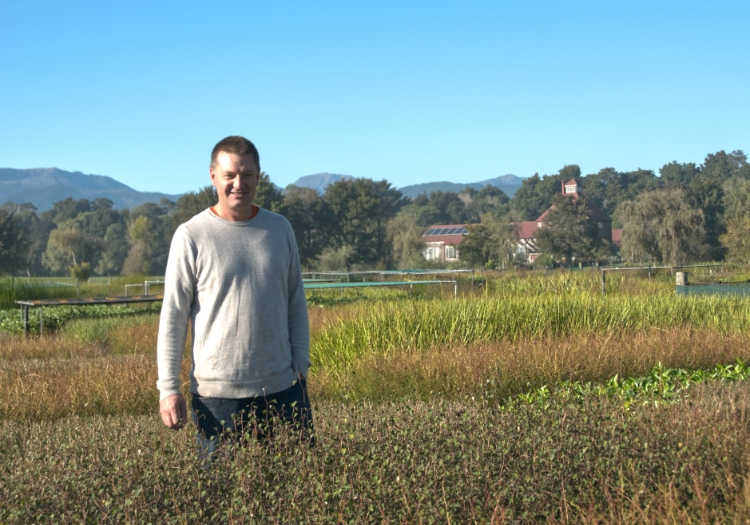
left=21, top=304, right=29, bottom=337
left=601, top=269, right=606, bottom=296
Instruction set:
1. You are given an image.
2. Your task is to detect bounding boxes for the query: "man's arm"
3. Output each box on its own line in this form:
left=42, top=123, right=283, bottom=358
left=286, top=221, right=311, bottom=379
left=156, top=226, right=196, bottom=427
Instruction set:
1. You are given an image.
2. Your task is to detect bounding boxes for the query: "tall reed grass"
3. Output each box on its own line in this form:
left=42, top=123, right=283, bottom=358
left=312, top=293, right=750, bottom=376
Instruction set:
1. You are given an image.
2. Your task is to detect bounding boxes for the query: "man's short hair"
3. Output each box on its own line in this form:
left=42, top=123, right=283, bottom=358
left=210, top=136, right=260, bottom=171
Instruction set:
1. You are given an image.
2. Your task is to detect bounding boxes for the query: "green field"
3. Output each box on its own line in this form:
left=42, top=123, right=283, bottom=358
left=3, top=269, right=750, bottom=523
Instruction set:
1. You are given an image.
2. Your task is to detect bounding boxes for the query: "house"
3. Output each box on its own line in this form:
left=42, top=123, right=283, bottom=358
left=421, top=179, right=614, bottom=264
left=514, top=220, right=542, bottom=263
left=421, top=224, right=468, bottom=261
left=514, top=178, right=613, bottom=263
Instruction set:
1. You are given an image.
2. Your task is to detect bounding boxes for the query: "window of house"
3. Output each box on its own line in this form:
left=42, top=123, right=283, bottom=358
left=445, top=245, right=456, bottom=260
left=425, top=246, right=441, bottom=260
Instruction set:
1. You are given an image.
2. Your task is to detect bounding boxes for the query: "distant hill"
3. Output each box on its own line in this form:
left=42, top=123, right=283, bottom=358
left=289, top=173, right=354, bottom=192
left=2, top=168, right=526, bottom=214
left=291, top=173, right=525, bottom=198
left=398, top=174, right=524, bottom=199
left=0, top=168, right=182, bottom=212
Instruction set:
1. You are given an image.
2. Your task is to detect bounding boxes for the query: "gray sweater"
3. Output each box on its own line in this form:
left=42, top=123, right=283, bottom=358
left=156, top=208, right=310, bottom=401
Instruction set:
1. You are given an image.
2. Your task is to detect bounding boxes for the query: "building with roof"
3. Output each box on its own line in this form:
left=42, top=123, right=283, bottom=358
left=514, top=178, right=612, bottom=263
left=421, top=224, right=468, bottom=262
left=421, top=179, right=615, bottom=265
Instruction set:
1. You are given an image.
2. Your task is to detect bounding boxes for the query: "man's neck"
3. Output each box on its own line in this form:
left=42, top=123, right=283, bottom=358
left=211, top=204, right=258, bottom=222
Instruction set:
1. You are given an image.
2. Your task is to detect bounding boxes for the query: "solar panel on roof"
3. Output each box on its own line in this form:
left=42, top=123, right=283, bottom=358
left=424, top=226, right=470, bottom=236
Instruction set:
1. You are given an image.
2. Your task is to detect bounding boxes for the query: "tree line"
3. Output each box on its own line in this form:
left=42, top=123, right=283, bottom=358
left=1, top=149, right=748, bottom=277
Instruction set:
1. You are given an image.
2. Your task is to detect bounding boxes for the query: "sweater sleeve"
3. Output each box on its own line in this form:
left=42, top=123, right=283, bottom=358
left=156, top=226, right=196, bottom=400
left=286, top=222, right=311, bottom=379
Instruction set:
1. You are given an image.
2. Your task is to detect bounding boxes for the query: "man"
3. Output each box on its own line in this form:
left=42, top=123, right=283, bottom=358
left=157, top=135, right=312, bottom=455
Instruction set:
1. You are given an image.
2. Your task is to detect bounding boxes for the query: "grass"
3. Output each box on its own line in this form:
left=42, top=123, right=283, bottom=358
left=2, top=269, right=750, bottom=522
left=0, top=275, right=163, bottom=310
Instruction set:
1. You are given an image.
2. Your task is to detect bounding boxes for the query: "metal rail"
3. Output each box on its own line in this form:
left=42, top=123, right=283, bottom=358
left=304, top=279, right=458, bottom=296
left=15, top=275, right=460, bottom=336
left=15, top=295, right=164, bottom=337
left=600, top=264, right=723, bottom=295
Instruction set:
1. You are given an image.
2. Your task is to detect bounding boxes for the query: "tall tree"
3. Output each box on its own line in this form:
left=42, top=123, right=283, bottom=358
left=254, top=172, right=284, bottom=213
left=686, top=159, right=727, bottom=261
left=720, top=216, right=750, bottom=264
left=126, top=202, right=172, bottom=274
left=701, top=150, right=749, bottom=182
left=169, top=186, right=217, bottom=232
left=583, top=168, right=658, bottom=221
left=620, top=169, right=659, bottom=202
left=66, top=201, right=122, bottom=272
left=510, top=173, right=561, bottom=220
left=38, top=197, right=123, bottom=276
left=123, top=215, right=159, bottom=275
left=387, top=206, right=428, bottom=269
left=723, top=177, right=750, bottom=222
left=684, top=150, right=750, bottom=261
left=558, top=164, right=581, bottom=181
left=580, top=168, right=619, bottom=213
left=42, top=223, right=99, bottom=275
left=462, top=185, right=510, bottom=223
left=1, top=202, right=42, bottom=275
left=659, top=161, right=700, bottom=189
left=618, top=188, right=706, bottom=264
left=460, top=212, right=519, bottom=269
left=281, top=185, right=332, bottom=270
left=459, top=223, right=494, bottom=268
left=424, top=190, right=469, bottom=225
left=535, top=193, right=608, bottom=264
left=0, top=208, right=31, bottom=275
left=41, top=197, right=91, bottom=225
left=719, top=154, right=750, bottom=264
left=324, top=178, right=405, bottom=268
left=97, top=223, right=129, bottom=275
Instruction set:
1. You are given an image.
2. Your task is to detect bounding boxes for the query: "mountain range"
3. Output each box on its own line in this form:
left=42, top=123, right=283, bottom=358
left=0, top=168, right=182, bottom=213
left=0, top=168, right=525, bottom=213
left=297, top=173, right=524, bottom=199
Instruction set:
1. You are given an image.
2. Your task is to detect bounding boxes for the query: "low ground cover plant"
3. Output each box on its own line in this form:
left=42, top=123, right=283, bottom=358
left=2, top=270, right=750, bottom=522
left=3, top=378, right=750, bottom=523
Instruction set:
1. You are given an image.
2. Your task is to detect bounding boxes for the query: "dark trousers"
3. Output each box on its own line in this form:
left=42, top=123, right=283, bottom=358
left=191, top=378, right=314, bottom=456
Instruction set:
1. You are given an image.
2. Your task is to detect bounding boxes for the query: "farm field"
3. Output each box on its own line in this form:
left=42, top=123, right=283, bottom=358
left=3, top=269, right=750, bottom=523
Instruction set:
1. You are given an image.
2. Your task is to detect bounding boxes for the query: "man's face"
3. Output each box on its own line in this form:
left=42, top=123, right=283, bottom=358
left=210, top=151, right=260, bottom=221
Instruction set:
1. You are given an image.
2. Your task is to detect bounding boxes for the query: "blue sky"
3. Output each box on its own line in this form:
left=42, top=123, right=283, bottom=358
left=2, top=1, right=748, bottom=196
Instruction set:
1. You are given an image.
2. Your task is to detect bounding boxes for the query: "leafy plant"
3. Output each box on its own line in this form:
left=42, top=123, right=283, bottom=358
left=69, top=262, right=92, bottom=284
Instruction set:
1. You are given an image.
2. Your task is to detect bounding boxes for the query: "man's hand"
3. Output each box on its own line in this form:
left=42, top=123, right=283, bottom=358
left=159, top=393, right=187, bottom=430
